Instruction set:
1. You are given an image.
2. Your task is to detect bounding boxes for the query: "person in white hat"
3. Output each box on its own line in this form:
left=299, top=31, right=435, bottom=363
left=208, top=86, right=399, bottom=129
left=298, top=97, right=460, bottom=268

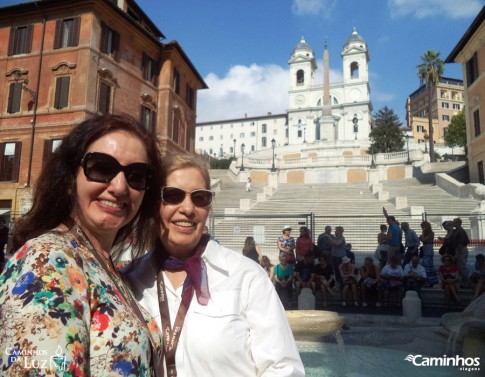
left=277, top=226, right=296, bottom=264
left=339, top=256, right=359, bottom=306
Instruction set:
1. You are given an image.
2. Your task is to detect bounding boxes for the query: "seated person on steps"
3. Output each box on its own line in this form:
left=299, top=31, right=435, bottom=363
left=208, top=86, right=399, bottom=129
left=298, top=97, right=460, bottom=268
left=295, top=252, right=316, bottom=296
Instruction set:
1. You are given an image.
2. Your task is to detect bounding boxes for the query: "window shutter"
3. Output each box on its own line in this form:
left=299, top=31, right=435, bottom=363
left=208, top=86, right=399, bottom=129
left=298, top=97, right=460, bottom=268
left=8, top=27, right=16, bottom=56
left=8, top=83, right=22, bottom=114
left=0, top=143, right=5, bottom=181
left=112, top=30, right=120, bottom=61
left=99, top=83, right=111, bottom=114
left=12, top=142, right=22, bottom=182
left=71, top=17, right=80, bottom=46
left=43, top=139, right=53, bottom=168
left=151, top=109, right=157, bottom=134
left=26, top=24, right=34, bottom=53
left=152, top=60, right=158, bottom=85
left=54, top=19, right=63, bottom=49
left=142, top=53, right=147, bottom=80
left=54, top=77, right=70, bottom=109
left=100, top=22, right=107, bottom=53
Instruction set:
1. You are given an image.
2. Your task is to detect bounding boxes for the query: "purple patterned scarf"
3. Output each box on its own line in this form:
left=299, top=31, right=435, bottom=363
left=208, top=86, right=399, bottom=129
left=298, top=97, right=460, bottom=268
left=159, top=234, right=211, bottom=307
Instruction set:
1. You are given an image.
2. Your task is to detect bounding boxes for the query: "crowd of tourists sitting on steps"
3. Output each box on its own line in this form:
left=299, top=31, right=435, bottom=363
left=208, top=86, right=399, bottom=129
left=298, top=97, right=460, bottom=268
left=242, top=215, right=485, bottom=309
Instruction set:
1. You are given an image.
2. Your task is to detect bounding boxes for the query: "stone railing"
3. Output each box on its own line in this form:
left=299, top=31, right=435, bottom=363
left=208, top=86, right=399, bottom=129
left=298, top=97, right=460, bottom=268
left=237, top=149, right=423, bottom=170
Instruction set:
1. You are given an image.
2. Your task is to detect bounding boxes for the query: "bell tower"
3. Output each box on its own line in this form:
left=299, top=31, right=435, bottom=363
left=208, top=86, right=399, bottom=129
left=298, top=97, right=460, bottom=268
left=288, top=36, right=317, bottom=110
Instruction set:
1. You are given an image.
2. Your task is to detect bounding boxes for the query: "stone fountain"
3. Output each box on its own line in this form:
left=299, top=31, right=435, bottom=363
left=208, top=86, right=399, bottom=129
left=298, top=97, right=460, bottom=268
left=439, top=294, right=485, bottom=360
left=286, top=310, right=344, bottom=341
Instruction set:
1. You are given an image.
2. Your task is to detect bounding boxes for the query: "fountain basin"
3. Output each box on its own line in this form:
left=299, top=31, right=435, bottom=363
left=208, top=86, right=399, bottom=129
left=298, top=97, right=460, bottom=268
left=287, top=310, right=344, bottom=341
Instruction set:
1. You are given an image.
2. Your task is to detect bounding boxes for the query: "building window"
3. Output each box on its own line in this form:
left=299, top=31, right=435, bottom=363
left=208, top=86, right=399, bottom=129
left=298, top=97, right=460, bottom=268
left=8, top=24, right=33, bottom=56
left=474, top=110, right=481, bottom=137
left=0, top=142, right=21, bottom=182
left=54, top=17, right=80, bottom=49
left=141, top=106, right=156, bottom=133
left=442, top=115, right=450, bottom=121
left=262, top=124, right=267, bottom=133
left=7, top=82, right=22, bottom=114
left=43, top=139, right=62, bottom=168
left=466, top=53, right=479, bottom=86
left=209, top=136, right=214, bottom=141
left=54, top=76, right=70, bottom=109
left=416, top=125, right=425, bottom=132
left=173, top=68, right=181, bottom=95
left=240, top=133, right=245, bottom=138
left=297, top=130, right=302, bottom=138
left=479, top=161, right=485, bottom=184
left=186, top=84, right=195, bottom=109
left=296, top=69, right=304, bottom=84
left=250, top=132, right=256, bottom=137
left=251, top=145, right=255, bottom=152
left=444, top=127, right=448, bottom=137
left=142, top=54, right=157, bottom=84
left=442, top=102, right=449, bottom=109
left=98, top=82, right=111, bottom=115
left=451, top=91, right=458, bottom=100
left=199, top=137, right=204, bottom=141
left=285, top=128, right=289, bottom=138
left=220, top=135, right=223, bottom=140
left=100, top=22, right=120, bottom=60
left=452, top=103, right=460, bottom=110
left=262, top=137, right=267, bottom=147
left=440, top=90, right=447, bottom=99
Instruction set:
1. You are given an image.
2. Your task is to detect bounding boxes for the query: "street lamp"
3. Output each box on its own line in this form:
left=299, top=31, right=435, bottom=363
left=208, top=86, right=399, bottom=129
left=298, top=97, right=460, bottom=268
left=352, top=114, right=359, bottom=140
left=405, top=133, right=411, bottom=165
left=240, top=143, right=245, bottom=171
left=271, top=138, right=276, bottom=172
left=233, top=139, right=236, bottom=159
left=369, top=136, right=376, bottom=169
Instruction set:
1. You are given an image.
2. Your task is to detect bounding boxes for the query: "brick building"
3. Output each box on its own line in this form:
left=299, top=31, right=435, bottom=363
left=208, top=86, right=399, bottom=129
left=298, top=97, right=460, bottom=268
left=0, top=0, right=207, bottom=221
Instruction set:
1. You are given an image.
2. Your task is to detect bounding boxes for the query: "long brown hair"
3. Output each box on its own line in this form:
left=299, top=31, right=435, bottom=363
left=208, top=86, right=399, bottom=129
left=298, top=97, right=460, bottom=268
left=13, top=114, right=162, bottom=262
left=242, top=236, right=256, bottom=256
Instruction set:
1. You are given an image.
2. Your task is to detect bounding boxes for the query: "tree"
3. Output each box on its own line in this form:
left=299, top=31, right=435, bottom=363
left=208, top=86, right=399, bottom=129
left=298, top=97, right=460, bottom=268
left=369, top=106, right=404, bottom=154
left=417, top=49, right=444, bottom=162
left=444, top=110, right=466, bottom=149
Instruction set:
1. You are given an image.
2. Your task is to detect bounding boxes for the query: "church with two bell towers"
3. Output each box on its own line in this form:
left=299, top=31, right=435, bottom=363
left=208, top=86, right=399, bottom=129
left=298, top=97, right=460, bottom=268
left=196, top=28, right=373, bottom=158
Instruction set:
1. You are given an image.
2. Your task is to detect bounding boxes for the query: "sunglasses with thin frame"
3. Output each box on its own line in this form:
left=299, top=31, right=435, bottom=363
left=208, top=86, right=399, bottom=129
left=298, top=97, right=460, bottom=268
left=161, top=186, right=214, bottom=207
left=81, top=152, right=154, bottom=190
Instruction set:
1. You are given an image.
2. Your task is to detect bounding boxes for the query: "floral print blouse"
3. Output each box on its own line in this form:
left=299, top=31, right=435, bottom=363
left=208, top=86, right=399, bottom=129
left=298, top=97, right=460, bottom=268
left=0, top=230, right=162, bottom=376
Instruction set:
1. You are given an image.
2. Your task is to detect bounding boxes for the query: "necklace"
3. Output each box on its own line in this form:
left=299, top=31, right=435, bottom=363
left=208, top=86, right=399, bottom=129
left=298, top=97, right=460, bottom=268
left=70, top=223, right=163, bottom=376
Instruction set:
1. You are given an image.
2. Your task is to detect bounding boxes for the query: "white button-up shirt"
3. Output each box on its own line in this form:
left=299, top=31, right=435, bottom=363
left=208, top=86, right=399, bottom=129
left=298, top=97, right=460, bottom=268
left=125, top=240, right=305, bottom=377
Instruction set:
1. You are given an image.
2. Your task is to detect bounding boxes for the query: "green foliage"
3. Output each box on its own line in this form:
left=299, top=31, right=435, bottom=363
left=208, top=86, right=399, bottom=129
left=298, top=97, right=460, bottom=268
left=417, top=49, right=444, bottom=87
left=210, top=157, right=234, bottom=169
left=369, top=106, right=404, bottom=154
left=444, top=110, right=466, bottom=148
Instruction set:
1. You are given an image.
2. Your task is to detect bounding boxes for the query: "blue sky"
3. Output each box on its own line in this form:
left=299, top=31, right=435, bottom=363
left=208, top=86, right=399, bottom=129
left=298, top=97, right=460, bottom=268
left=1, top=0, right=482, bottom=124
left=136, top=0, right=483, bottom=124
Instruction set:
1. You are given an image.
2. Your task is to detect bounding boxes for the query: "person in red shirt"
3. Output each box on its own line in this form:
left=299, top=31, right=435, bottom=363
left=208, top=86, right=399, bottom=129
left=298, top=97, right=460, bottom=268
left=296, top=226, right=313, bottom=262
left=439, top=255, right=461, bottom=305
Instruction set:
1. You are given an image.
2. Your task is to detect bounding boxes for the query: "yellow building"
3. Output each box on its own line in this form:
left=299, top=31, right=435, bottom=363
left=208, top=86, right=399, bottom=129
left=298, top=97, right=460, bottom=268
left=446, top=6, right=485, bottom=183
left=406, top=77, right=465, bottom=146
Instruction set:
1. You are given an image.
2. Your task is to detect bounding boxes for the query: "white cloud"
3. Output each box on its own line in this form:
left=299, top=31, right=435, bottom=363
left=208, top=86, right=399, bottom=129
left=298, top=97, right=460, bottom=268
left=388, top=0, right=483, bottom=19
left=197, top=62, right=344, bottom=123
left=197, top=64, right=289, bottom=122
left=291, top=0, right=337, bottom=18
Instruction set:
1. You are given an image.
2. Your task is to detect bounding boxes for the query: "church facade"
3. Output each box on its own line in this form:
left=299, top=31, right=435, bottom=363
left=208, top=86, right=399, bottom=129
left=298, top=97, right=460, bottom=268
left=196, top=28, right=373, bottom=158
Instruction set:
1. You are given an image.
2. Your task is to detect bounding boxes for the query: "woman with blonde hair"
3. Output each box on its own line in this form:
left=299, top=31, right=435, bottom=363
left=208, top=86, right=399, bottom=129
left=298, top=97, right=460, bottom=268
left=125, top=154, right=304, bottom=377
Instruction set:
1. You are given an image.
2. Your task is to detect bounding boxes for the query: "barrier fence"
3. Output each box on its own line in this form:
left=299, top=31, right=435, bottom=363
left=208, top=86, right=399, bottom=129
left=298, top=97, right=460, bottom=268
left=209, top=212, right=485, bottom=266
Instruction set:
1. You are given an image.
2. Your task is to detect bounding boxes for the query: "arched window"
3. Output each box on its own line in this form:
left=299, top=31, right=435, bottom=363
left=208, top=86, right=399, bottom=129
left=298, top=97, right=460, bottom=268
left=350, top=62, right=359, bottom=78
left=296, top=69, right=304, bottom=84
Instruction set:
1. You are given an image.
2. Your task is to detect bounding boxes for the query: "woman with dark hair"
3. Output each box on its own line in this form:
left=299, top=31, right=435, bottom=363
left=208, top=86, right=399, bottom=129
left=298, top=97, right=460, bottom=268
left=419, top=221, right=439, bottom=287
left=125, top=154, right=304, bottom=377
left=242, top=236, right=262, bottom=263
left=0, top=114, right=163, bottom=376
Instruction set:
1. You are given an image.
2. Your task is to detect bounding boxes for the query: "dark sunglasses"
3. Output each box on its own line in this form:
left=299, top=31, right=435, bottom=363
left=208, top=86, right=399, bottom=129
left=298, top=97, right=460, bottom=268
left=162, top=186, right=214, bottom=207
left=81, top=152, right=153, bottom=190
